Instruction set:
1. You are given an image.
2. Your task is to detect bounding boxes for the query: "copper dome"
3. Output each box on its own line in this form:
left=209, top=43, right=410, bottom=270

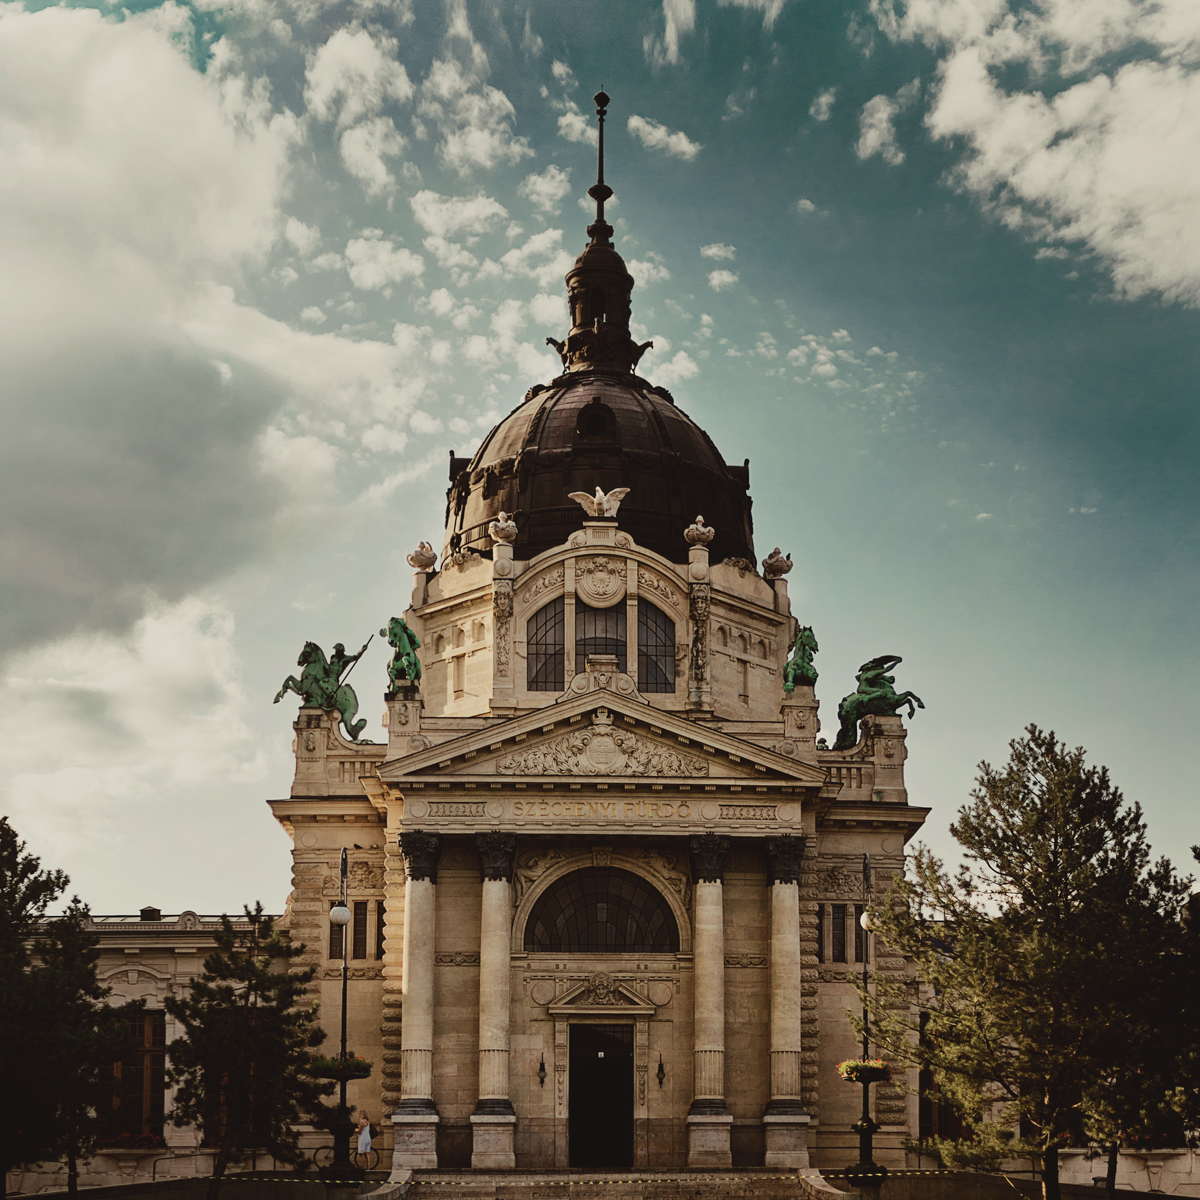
left=443, top=373, right=755, bottom=565
left=441, top=91, right=756, bottom=567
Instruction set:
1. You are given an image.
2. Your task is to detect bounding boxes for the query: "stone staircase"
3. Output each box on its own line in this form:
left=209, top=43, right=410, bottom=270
left=398, top=1170, right=852, bottom=1200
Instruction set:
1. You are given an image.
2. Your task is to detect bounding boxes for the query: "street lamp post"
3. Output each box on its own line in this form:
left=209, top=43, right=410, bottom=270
left=847, top=852, right=887, bottom=1194
left=324, top=848, right=362, bottom=1185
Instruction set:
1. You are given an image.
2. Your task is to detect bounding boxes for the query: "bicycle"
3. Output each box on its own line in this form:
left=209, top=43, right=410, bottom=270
left=312, top=1145, right=380, bottom=1172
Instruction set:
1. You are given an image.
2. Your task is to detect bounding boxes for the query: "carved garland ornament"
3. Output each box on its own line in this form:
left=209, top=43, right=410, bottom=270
left=637, top=568, right=682, bottom=611
left=496, top=710, right=708, bottom=777
left=493, top=582, right=513, bottom=677
left=524, top=565, right=564, bottom=603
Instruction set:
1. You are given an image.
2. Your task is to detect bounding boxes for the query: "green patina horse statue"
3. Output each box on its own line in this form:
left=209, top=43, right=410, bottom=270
left=273, top=640, right=368, bottom=741
left=833, top=654, right=924, bottom=751
left=782, top=625, right=819, bottom=692
left=381, top=616, right=422, bottom=687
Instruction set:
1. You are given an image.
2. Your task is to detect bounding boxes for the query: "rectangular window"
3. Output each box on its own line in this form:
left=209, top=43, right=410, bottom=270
left=352, top=901, right=368, bottom=959
left=855, top=904, right=868, bottom=963
left=816, top=903, right=825, bottom=963
left=376, top=901, right=386, bottom=961
left=832, top=904, right=847, bottom=963
left=114, top=1010, right=166, bottom=1136
left=575, top=601, right=627, bottom=672
left=527, top=596, right=565, bottom=691
left=329, top=900, right=344, bottom=960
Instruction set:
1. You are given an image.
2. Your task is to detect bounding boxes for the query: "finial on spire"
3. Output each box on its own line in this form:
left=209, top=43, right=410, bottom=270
left=586, top=90, right=614, bottom=245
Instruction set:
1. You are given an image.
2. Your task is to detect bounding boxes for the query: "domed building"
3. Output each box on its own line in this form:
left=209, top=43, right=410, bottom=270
left=269, top=95, right=929, bottom=1182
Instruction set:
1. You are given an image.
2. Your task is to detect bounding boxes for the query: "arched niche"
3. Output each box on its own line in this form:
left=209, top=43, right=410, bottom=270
left=512, top=853, right=692, bottom=954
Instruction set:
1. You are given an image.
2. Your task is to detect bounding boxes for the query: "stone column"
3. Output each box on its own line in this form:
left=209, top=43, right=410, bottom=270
left=763, top=834, right=811, bottom=1168
left=471, top=832, right=517, bottom=1169
left=686, top=833, right=732, bottom=1167
left=391, top=831, right=440, bottom=1173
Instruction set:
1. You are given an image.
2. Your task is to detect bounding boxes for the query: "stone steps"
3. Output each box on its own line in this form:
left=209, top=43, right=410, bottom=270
left=404, top=1170, right=848, bottom=1200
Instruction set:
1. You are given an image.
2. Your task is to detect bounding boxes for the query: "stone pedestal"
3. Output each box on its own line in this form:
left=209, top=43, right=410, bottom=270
left=469, top=1114, right=518, bottom=1169
left=685, top=1112, right=734, bottom=1169
left=390, top=1112, right=438, bottom=1174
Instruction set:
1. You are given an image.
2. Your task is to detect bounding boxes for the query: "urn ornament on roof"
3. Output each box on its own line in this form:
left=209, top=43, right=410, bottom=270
left=684, top=515, right=715, bottom=546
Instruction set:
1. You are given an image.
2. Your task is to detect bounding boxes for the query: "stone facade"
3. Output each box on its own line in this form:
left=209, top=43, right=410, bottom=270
left=268, top=511, right=930, bottom=1175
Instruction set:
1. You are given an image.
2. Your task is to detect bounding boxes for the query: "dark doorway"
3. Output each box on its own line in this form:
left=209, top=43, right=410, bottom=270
left=569, top=1023, right=633, bottom=1169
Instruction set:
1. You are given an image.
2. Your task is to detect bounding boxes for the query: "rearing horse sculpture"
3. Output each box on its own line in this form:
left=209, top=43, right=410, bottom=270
left=273, top=640, right=368, bottom=742
left=833, top=654, right=924, bottom=751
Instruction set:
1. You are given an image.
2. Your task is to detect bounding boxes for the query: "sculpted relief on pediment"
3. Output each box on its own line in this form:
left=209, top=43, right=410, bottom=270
left=495, top=708, right=708, bottom=778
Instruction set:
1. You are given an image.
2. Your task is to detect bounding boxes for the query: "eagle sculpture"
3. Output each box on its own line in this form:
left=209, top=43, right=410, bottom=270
left=568, top=486, right=631, bottom=518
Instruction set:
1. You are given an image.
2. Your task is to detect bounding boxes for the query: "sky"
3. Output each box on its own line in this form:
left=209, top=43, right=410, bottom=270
left=2, top=0, right=1198, bottom=913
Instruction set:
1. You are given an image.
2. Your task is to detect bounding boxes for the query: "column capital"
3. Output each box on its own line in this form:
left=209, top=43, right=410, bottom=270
left=475, top=831, right=517, bottom=882
left=689, top=832, right=729, bottom=883
left=765, top=833, right=806, bottom=885
left=400, top=831, right=441, bottom=882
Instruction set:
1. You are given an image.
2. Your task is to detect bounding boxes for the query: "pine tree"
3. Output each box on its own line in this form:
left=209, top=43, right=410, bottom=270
left=0, top=819, right=128, bottom=1192
left=32, top=902, right=135, bottom=1196
left=862, top=726, right=1195, bottom=1200
left=164, top=903, right=332, bottom=1200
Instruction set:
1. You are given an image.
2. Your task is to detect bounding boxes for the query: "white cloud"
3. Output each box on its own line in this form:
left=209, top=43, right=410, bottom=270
left=644, top=0, right=696, bottom=66
left=717, top=0, right=788, bottom=30
left=976, top=512, right=993, bottom=521
left=629, top=255, right=671, bottom=284
left=519, top=164, right=572, bottom=213
left=285, top=218, right=320, bottom=255
left=708, top=268, right=739, bottom=291
left=0, top=596, right=266, bottom=859
left=304, top=26, right=412, bottom=129
left=344, top=234, right=424, bottom=290
left=410, top=189, right=508, bottom=238
left=871, top=0, right=1200, bottom=303
left=627, top=114, right=703, bottom=160
left=423, top=236, right=478, bottom=270
left=647, top=349, right=700, bottom=386
left=796, top=197, right=817, bottom=214
left=809, top=87, right=837, bottom=121
left=409, top=410, right=443, bottom=434
left=0, top=4, right=304, bottom=654
left=419, top=55, right=533, bottom=174
left=857, top=79, right=920, bottom=166
left=701, top=243, right=736, bottom=260
left=551, top=60, right=575, bottom=86
left=754, top=331, right=778, bottom=358
left=300, top=305, right=327, bottom=324
left=339, top=116, right=407, bottom=198
left=362, top=423, right=408, bottom=453
left=529, top=291, right=568, bottom=327
left=497, top=228, right=574, bottom=290
left=555, top=99, right=598, bottom=147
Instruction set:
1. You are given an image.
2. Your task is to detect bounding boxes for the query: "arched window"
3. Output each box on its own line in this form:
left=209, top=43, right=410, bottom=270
left=525, top=867, right=680, bottom=953
left=638, top=600, right=675, bottom=693
left=576, top=601, right=626, bottom=672
left=527, top=596, right=565, bottom=691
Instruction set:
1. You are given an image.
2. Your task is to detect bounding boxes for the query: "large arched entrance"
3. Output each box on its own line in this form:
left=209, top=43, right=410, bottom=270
left=524, top=867, right=681, bottom=1168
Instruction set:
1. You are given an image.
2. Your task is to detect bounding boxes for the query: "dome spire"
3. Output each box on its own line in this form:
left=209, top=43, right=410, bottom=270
left=587, top=90, right=614, bottom=246
left=545, top=90, right=653, bottom=376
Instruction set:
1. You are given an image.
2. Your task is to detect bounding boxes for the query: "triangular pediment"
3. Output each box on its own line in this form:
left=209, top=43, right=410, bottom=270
left=377, top=689, right=826, bottom=787
left=547, top=975, right=658, bottom=1017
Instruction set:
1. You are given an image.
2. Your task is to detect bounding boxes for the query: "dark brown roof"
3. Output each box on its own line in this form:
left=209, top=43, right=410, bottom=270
left=443, top=372, right=755, bottom=565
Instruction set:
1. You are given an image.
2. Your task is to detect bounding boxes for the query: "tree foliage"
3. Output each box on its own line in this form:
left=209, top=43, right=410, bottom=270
left=0, top=819, right=129, bottom=1193
left=164, top=903, right=331, bottom=1200
left=861, top=727, right=1197, bottom=1200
